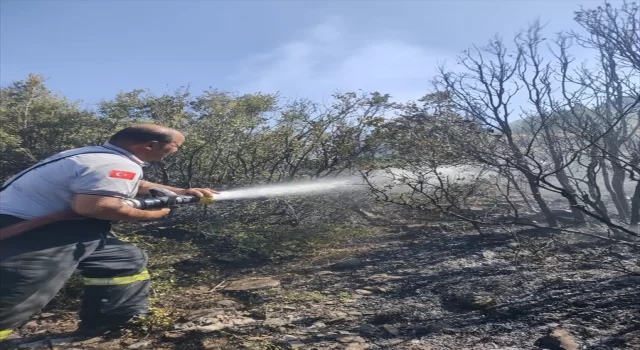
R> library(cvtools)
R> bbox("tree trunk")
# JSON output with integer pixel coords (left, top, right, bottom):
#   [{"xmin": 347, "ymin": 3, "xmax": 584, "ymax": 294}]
[
  {"xmin": 542, "ymin": 130, "xmax": 586, "ymax": 223},
  {"xmin": 630, "ymin": 180, "xmax": 640, "ymax": 226},
  {"xmin": 601, "ymin": 150, "xmax": 628, "ymax": 222},
  {"xmin": 507, "ymin": 134, "xmax": 558, "ymax": 227},
  {"xmin": 505, "ymin": 171, "xmax": 536, "ymax": 212},
  {"xmin": 610, "ymin": 156, "xmax": 630, "ymax": 221},
  {"xmin": 586, "ymin": 147, "xmax": 609, "ymax": 218},
  {"xmin": 524, "ymin": 172, "xmax": 558, "ymax": 227}
]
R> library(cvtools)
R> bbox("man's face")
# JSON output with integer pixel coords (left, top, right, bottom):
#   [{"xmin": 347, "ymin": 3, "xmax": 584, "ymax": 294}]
[
  {"xmin": 155, "ymin": 133, "xmax": 185, "ymax": 161},
  {"xmin": 143, "ymin": 132, "xmax": 185, "ymax": 162}
]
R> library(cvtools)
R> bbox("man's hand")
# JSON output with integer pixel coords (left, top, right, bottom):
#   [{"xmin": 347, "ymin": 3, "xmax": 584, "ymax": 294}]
[{"xmin": 178, "ymin": 188, "xmax": 219, "ymax": 197}]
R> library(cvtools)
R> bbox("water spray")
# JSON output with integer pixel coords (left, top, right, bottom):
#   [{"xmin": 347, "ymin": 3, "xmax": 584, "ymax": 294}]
[
  {"xmin": 0, "ymin": 179, "xmax": 362, "ymax": 241},
  {"xmin": 122, "ymin": 179, "xmax": 361, "ymax": 210}
]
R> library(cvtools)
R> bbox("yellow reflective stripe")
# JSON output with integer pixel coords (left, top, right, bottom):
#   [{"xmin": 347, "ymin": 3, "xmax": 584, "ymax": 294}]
[
  {"xmin": 83, "ymin": 270, "xmax": 150, "ymax": 286},
  {"xmin": 0, "ymin": 329, "xmax": 13, "ymax": 340}
]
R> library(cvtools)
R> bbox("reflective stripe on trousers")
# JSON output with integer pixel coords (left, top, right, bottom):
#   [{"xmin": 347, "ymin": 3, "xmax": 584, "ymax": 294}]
[
  {"xmin": 0, "ymin": 329, "xmax": 12, "ymax": 340},
  {"xmin": 83, "ymin": 270, "xmax": 150, "ymax": 286}
]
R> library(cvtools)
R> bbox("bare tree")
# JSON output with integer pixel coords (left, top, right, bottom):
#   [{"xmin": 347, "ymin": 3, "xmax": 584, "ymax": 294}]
[{"xmin": 516, "ymin": 20, "xmax": 586, "ymax": 224}]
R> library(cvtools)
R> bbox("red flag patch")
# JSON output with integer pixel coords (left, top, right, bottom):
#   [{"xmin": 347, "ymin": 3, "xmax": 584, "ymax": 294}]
[{"xmin": 109, "ymin": 170, "xmax": 137, "ymax": 180}]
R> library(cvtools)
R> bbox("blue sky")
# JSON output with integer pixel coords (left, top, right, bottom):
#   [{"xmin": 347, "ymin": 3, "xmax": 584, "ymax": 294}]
[{"xmin": 0, "ymin": 0, "xmax": 624, "ymax": 109}]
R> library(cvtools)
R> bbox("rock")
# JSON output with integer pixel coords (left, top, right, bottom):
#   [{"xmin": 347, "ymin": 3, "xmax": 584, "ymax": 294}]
[
  {"xmin": 196, "ymin": 323, "xmax": 226, "ymax": 332},
  {"xmin": 450, "ymin": 293, "xmax": 495, "ymax": 310},
  {"xmin": 248, "ymin": 308, "xmax": 267, "ymax": 320},
  {"xmin": 282, "ymin": 334, "xmax": 298, "ymax": 341},
  {"xmin": 48, "ymin": 337, "xmax": 77, "ymax": 346},
  {"xmin": 368, "ymin": 274, "xmax": 403, "ymax": 282},
  {"xmin": 128, "ymin": 340, "xmax": 153, "ymax": 349},
  {"xmin": 330, "ymin": 258, "xmax": 363, "ymax": 270},
  {"xmin": 382, "ymin": 325, "xmax": 400, "ymax": 336},
  {"xmin": 326, "ymin": 317, "xmax": 347, "ymax": 325},
  {"xmin": 348, "ymin": 311, "xmax": 363, "ymax": 316},
  {"xmin": 216, "ymin": 299, "xmax": 237, "ymax": 307},
  {"xmin": 199, "ymin": 317, "xmax": 221, "ymax": 325},
  {"xmin": 187, "ymin": 308, "xmax": 226, "ymax": 321},
  {"xmin": 355, "ymin": 289, "xmax": 373, "ymax": 296},
  {"xmin": 346, "ymin": 344, "xmax": 370, "ymax": 350},
  {"xmin": 481, "ymin": 250, "xmax": 496, "ymax": 259},
  {"xmin": 39, "ymin": 312, "xmax": 55, "ymax": 318},
  {"xmin": 232, "ymin": 318, "xmax": 256, "ymax": 326},
  {"xmin": 223, "ymin": 277, "xmax": 280, "ymax": 291},
  {"xmin": 316, "ymin": 270, "xmax": 334, "ymax": 275},
  {"xmin": 337, "ymin": 335, "xmax": 367, "ymax": 343},
  {"xmin": 358, "ymin": 209, "xmax": 380, "ymax": 219},
  {"xmin": 289, "ymin": 341, "xmax": 305, "ymax": 348},
  {"xmin": 162, "ymin": 332, "xmax": 185, "ymax": 340},
  {"xmin": 79, "ymin": 337, "xmax": 104, "ymax": 344},
  {"xmin": 173, "ymin": 322, "xmax": 196, "ymax": 330},
  {"xmin": 265, "ymin": 318, "xmax": 289, "ymax": 326},
  {"xmin": 282, "ymin": 305, "xmax": 297, "ymax": 311},
  {"xmin": 357, "ymin": 323, "xmax": 379, "ymax": 334},
  {"xmin": 389, "ymin": 339, "xmax": 406, "ymax": 346},
  {"xmin": 23, "ymin": 320, "xmax": 39, "ymax": 328},
  {"xmin": 534, "ymin": 328, "xmax": 579, "ymax": 350},
  {"xmin": 282, "ymin": 335, "xmax": 305, "ymax": 348},
  {"xmin": 301, "ymin": 326, "xmax": 319, "ymax": 333},
  {"xmin": 363, "ymin": 286, "xmax": 387, "ymax": 294},
  {"xmin": 422, "ymin": 322, "xmax": 449, "ymax": 334}
]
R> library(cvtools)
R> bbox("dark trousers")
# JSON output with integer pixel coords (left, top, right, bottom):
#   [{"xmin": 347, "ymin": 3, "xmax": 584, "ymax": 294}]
[{"xmin": 0, "ymin": 215, "xmax": 150, "ymax": 340}]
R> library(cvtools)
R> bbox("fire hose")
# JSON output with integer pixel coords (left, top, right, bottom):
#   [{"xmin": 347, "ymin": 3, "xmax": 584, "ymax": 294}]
[{"xmin": 0, "ymin": 187, "xmax": 215, "ymax": 241}]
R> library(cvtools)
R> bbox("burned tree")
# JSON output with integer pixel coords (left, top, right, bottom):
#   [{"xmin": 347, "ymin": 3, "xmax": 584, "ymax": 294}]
[{"xmin": 361, "ymin": 0, "xmax": 640, "ymax": 242}]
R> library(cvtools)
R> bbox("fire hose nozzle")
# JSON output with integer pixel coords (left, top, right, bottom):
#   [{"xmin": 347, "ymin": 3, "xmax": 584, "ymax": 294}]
[
  {"xmin": 198, "ymin": 196, "xmax": 215, "ymax": 204},
  {"xmin": 121, "ymin": 187, "xmax": 215, "ymax": 210}
]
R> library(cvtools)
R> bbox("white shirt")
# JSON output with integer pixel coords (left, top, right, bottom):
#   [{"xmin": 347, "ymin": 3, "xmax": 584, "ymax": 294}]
[{"xmin": 0, "ymin": 143, "xmax": 145, "ymax": 219}]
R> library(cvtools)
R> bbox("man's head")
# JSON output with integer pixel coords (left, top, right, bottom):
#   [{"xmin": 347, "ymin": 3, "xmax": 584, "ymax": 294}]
[{"xmin": 108, "ymin": 124, "xmax": 185, "ymax": 162}]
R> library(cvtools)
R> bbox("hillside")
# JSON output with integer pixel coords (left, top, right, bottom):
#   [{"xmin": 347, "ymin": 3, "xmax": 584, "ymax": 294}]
[{"xmin": 2, "ymin": 206, "xmax": 639, "ymax": 350}]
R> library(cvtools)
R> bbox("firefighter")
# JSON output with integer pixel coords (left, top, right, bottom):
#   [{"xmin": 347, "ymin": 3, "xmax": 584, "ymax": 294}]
[{"xmin": 0, "ymin": 124, "xmax": 217, "ymax": 341}]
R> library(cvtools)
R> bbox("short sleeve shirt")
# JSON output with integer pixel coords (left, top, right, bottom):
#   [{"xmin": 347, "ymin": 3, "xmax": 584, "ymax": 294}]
[{"xmin": 0, "ymin": 143, "xmax": 145, "ymax": 219}]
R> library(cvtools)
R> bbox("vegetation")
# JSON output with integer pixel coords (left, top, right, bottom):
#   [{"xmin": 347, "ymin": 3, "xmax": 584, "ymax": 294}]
[
  {"xmin": 1, "ymin": 2, "xmax": 638, "ymax": 252},
  {"xmin": 1, "ymin": 2, "xmax": 638, "ymax": 256},
  {"xmin": 362, "ymin": 1, "xmax": 640, "ymax": 243},
  {"xmin": 2, "ymin": 1, "xmax": 639, "ymax": 348}
]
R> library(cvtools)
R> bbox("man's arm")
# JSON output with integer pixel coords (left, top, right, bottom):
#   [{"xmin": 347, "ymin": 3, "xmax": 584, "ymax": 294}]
[
  {"xmin": 69, "ymin": 161, "xmax": 172, "ymax": 220},
  {"xmin": 72, "ymin": 194, "xmax": 170, "ymax": 221},
  {"xmin": 0, "ymin": 195, "xmax": 170, "ymax": 241},
  {"xmin": 138, "ymin": 180, "xmax": 218, "ymax": 197}
]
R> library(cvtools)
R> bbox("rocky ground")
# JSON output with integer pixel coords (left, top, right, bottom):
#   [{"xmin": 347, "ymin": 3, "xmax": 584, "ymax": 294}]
[{"xmin": 2, "ymin": 222, "xmax": 639, "ymax": 350}]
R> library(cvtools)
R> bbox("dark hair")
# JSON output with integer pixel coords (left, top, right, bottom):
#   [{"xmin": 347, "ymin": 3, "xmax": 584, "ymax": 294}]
[{"xmin": 108, "ymin": 126, "xmax": 174, "ymax": 145}]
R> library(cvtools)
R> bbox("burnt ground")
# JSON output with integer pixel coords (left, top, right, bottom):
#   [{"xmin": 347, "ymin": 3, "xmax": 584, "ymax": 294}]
[{"xmin": 2, "ymin": 223, "xmax": 639, "ymax": 350}]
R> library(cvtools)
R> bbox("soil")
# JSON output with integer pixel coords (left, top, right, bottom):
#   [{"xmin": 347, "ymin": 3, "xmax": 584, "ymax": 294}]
[{"xmin": 2, "ymin": 223, "xmax": 639, "ymax": 350}]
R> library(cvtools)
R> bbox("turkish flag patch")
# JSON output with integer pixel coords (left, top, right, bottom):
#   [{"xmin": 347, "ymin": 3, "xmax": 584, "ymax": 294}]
[{"xmin": 109, "ymin": 170, "xmax": 137, "ymax": 180}]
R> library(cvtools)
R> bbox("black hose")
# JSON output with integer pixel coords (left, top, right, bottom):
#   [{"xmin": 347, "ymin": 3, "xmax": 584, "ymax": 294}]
[{"xmin": 122, "ymin": 195, "xmax": 213, "ymax": 209}]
